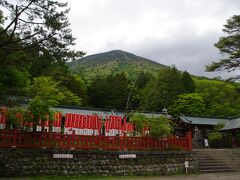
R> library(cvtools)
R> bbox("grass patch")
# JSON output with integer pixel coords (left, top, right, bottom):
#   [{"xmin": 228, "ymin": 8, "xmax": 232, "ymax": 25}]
[{"xmin": 3, "ymin": 175, "xmax": 139, "ymax": 180}]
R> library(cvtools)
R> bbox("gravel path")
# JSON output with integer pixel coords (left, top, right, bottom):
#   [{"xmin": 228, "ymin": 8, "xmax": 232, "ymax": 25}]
[{"xmin": 115, "ymin": 172, "xmax": 240, "ymax": 180}]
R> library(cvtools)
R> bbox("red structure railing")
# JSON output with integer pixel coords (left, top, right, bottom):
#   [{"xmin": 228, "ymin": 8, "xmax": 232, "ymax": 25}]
[{"xmin": 0, "ymin": 130, "xmax": 192, "ymax": 151}]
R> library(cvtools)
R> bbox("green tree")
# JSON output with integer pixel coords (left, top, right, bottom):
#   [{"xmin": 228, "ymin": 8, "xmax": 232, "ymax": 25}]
[
  {"xmin": 194, "ymin": 78, "xmax": 240, "ymax": 117},
  {"xmin": 208, "ymin": 123, "xmax": 225, "ymax": 147},
  {"xmin": 140, "ymin": 66, "xmax": 184, "ymax": 111},
  {"xmin": 168, "ymin": 93, "xmax": 206, "ymax": 117},
  {"xmin": 0, "ymin": 0, "xmax": 84, "ymax": 60},
  {"xmin": 206, "ymin": 15, "xmax": 240, "ymax": 80},
  {"xmin": 0, "ymin": 67, "xmax": 30, "ymax": 95},
  {"xmin": 149, "ymin": 116, "xmax": 174, "ymax": 138},
  {"xmin": 135, "ymin": 71, "xmax": 153, "ymax": 89},
  {"xmin": 107, "ymin": 73, "xmax": 130, "ymax": 109},
  {"xmin": 88, "ymin": 77, "xmax": 109, "ymax": 108},
  {"xmin": 28, "ymin": 76, "xmax": 64, "ymax": 125},
  {"xmin": 129, "ymin": 113, "xmax": 173, "ymax": 138},
  {"xmin": 182, "ymin": 71, "xmax": 195, "ymax": 93},
  {"xmin": 89, "ymin": 73, "xmax": 130, "ymax": 109},
  {"xmin": 0, "ymin": 1, "xmax": 85, "ymax": 107},
  {"xmin": 60, "ymin": 88, "xmax": 82, "ymax": 106},
  {"xmin": 57, "ymin": 74, "xmax": 88, "ymax": 105},
  {"xmin": 129, "ymin": 113, "xmax": 149, "ymax": 136}
]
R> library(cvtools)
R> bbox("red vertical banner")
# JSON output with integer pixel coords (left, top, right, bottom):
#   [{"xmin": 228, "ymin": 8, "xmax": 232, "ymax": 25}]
[
  {"xmin": 130, "ymin": 123, "xmax": 134, "ymax": 131},
  {"xmin": 67, "ymin": 113, "xmax": 71, "ymax": 127},
  {"xmin": 71, "ymin": 114, "xmax": 76, "ymax": 134},
  {"xmin": 109, "ymin": 116, "xmax": 113, "ymax": 129},
  {"xmin": 64, "ymin": 113, "xmax": 72, "ymax": 134},
  {"xmin": 74, "ymin": 114, "xmax": 78, "ymax": 134},
  {"xmin": 52, "ymin": 112, "xmax": 58, "ymax": 133},
  {"xmin": 0, "ymin": 114, "xmax": 2, "ymax": 129},
  {"xmin": 116, "ymin": 116, "xmax": 119, "ymax": 129},
  {"xmin": 88, "ymin": 115, "xmax": 91, "ymax": 130},
  {"xmin": 80, "ymin": 115, "xmax": 84, "ymax": 135},
  {"xmin": 94, "ymin": 115, "xmax": 98, "ymax": 130},
  {"xmin": 44, "ymin": 120, "xmax": 49, "ymax": 127},
  {"xmin": 110, "ymin": 116, "xmax": 112, "ymax": 130},
  {"xmin": 77, "ymin": 114, "xmax": 81, "ymax": 129},
  {"xmin": 83, "ymin": 115, "xmax": 87, "ymax": 129},
  {"xmin": 118, "ymin": 116, "xmax": 122, "ymax": 130},
  {"xmin": 92, "ymin": 115, "xmax": 95, "ymax": 130},
  {"xmin": 71, "ymin": 113, "xmax": 75, "ymax": 128},
  {"xmin": 113, "ymin": 116, "xmax": 116, "ymax": 129},
  {"xmin": 89, "ymin": 115, "xmax": 92, "ymax": 130},
  {"xmin": 0, "ymin": 114, "xmax": 2, "ymax": 124},
  {"xmin": 0, "ymin": 112, "xmax": 6, "ymax": 130},
  {"xmin": 115, "ymin": 116, "xmax": 118, "ymax": 129},
  {"xmin": 75, "ymin": 114, "xmax": 79, "ymax": 128},
  {"xmin": 58, "ymin": 113, "xmax": 62, "ymax": 127},
  {"xmin": 80, "ymin": 115, "xmax": 84, "ymax": 129},
  {"xmin": 98, "ymin": 116, "xmax": 102, "ymax": 134},
  {"xmin": 54, "ymin": 112, "xmax": 62, "ymax": 127},
  {"xmin": 65, "ymin": 113, "xmax": 69, "ymax": 128},
  {"xmin": 119, "ymin": 116, "xmax": 123, "ymax": 135},
  {"xmin": 105, "ymin": 116, "xmax": 109, "ymax": 133},
  {"xmin": 43, "ymin": 114, "xmax": 49, "ymax": 132}
]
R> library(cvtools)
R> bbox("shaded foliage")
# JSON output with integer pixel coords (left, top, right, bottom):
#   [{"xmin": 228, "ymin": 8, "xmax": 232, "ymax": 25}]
[
  {"xmin": 182, "ymin": 71, "xmax": 195, "ymax": 93},
  {"xmin": 89, "ymin": 73, "xmax": 130, "ymax": 109},
  {"xmin": 140, "ymin": 66, "xmax": 184, "ymax": 111}
]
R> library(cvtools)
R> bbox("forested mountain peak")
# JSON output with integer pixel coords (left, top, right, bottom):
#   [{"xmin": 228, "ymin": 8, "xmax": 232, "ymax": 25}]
[
  {"xmin": 80, "ymin": 50, "xmax": 143, "ymax": 62},
  {"xmin": 68, "ymin": 50, "xmax": 166, "ymax": 79}
]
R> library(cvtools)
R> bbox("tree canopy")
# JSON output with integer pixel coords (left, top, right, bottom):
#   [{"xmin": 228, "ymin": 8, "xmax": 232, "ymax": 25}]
[
  {"xmin": 140, "ymin": 66, "xmax": 184, "ymax": 111},
  {"xmin": 182, "ymin": 71, "xmax": 195, "ymax": 93},
  {"xmin": 0, "ymin": 0, "xmax": 84, "ymax": 60},
  {"xmin": 206, "ymin": 15, "xmax": 240, "ymax": 80},
  {"xmin": 89, "ymin": 73, "xmax": 130, "ymax": 109},
  {"xmin": 168, "ymin": 93, "xmax": 206, "ymax": 117},
  {"xmin": 0, "ymin": 0, "xmax": 86, "ymax": 107}
]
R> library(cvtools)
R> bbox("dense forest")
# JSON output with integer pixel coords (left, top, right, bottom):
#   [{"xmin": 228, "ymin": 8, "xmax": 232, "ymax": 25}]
[{"xmin": 1, "ymin": 1, "xmax": 240, "ymax": 119}]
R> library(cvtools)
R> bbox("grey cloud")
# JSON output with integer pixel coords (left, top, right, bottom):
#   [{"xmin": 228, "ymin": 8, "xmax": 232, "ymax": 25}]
[
  {"xmin": 98, "ymin": 24, "xmax": 222, "ymax": 77},
  {"xmin": 67, "ymin": 0, "xmax": 240, "ymax": 78}
]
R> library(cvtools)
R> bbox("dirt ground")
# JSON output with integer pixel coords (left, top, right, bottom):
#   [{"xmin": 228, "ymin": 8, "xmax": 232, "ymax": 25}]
[
  {"xmin": 118, "ymin": 172, "xmax": 240, "ymax": 180},
  {"xmin": 1, "ymin": 172, "xmax": 240, "ymax": 180}
]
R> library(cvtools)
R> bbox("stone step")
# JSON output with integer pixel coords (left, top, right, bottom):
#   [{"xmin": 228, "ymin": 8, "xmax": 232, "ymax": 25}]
[
  {"xmin": 197, "ymin": 153, "xmax": 240, "ymax": 156},
  {"xmin": 195, "ymin": 151, "xmax": 240, "ymax": 155},
  {"xmin": 200, "ymin": 169, "xmax": 237, "ymax": 173},
  {"xmin": 196, "ymin": 149, "xmax": 240, "ymax": 173},
  {"xmin": 198, "ymin": 157, "xmax": 240, "ymax": 162},
  {"xmin": 199, "ymin": 165, "xmax": 231, "ymax": 170},
  {"xmin": 198, "ymin": 162, "xmax": 227, "ymax": 166}
]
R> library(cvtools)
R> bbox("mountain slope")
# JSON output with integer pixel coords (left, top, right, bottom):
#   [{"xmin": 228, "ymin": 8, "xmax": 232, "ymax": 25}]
[{"xmin": 69, "ymin": 50, "xmax": 166, "ymax": 80}]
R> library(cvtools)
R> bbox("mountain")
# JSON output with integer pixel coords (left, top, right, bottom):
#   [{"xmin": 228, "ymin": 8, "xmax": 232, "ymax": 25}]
[{"xmin": 68, "ymin": 50, "xmax": 166, "ymax": 80}]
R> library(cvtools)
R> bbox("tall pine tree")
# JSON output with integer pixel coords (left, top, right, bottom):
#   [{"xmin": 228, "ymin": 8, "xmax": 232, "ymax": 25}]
[{"xmin": 182, "ymin": 71, "xmax": 195, "ymax": 93}]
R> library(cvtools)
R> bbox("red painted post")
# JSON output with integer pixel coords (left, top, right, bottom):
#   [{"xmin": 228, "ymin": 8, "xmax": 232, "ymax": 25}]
[
  {"xmin": 1, "ymin": 129, "xmax": 6, "ymax": 147},
  {"xmin": 43, "ymin": 130, "xmax": 47, "ymax": 148},
  {"xmin": 72, "ymin": 130, "xmax": 75, "ymax": 149},
  {"xmin": 186, "ymin": 131, "xmax": 192, "ymax": 151},
  {"xmin": 12, "ymin": 129, "xmax": 17, "ymax": 148}
]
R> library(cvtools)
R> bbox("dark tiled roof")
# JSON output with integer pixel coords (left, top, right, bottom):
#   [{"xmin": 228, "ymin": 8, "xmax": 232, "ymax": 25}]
[
  {"xmin": 179, "ymin": 115, "xmax": 229, "ymax": 125},
  {"xmin": 51, "ymin": 106, "xmax": 166, "ymax": 119},
  {"xmin": 220, "ymin": 117, "xmax": 240, "ymax": 130},
  {"xmin": 52, "ymin": 107, "xmax": 125, "ymax": 117}
]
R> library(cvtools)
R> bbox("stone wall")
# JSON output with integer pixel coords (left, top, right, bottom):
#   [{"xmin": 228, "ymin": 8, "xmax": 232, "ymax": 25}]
[{"xmin": 0, "ymin": 148, "xmax": 198, "ymax": 177}]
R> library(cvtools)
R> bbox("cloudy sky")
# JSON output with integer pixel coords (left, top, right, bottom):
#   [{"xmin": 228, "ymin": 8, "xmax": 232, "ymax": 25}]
[{"xmin": 67, "ymin": 0, "xmax": 240, "ymax": 78}]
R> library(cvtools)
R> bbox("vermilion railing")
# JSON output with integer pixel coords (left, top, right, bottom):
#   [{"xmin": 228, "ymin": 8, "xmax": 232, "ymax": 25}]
[{"xmin": 0, "ymin": 130, "xmax": 192, "ymax": 151}]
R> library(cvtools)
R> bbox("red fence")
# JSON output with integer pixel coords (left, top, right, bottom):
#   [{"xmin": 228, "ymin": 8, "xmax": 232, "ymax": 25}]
[{"xmin": 0, "ymin": 130, "xmax": 192, "ymax": 151}]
